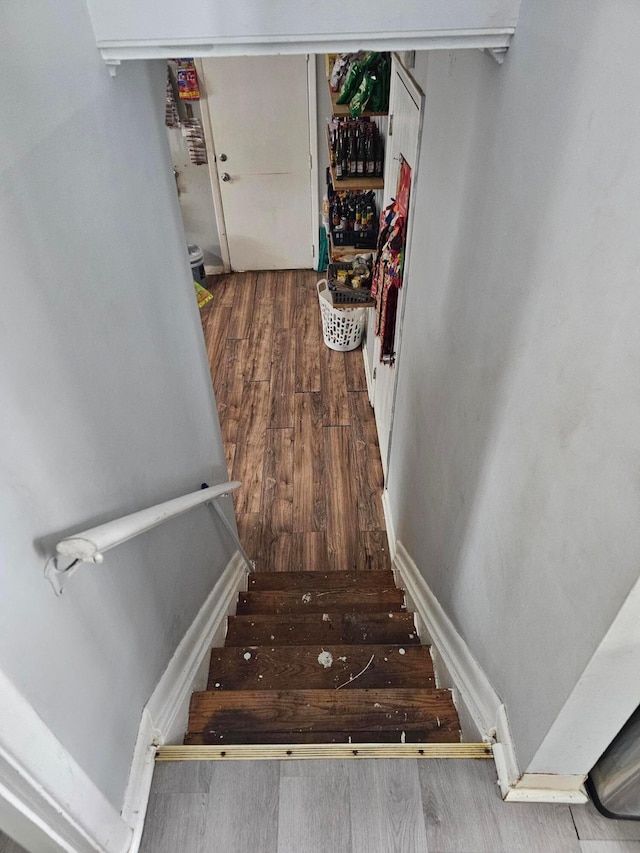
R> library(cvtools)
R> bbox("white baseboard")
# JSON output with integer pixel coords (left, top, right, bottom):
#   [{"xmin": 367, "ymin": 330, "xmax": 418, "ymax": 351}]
[
  {"xmin": 394, "ymin": 541, "xmax": 501, "ymax": 738},
  {"xmin": 362, "ymin": 338, "xmax": 375, "ymax": 406},
  {"xmin": 393, "ymin": 540, "xmax": 587, "ymax": 804},
  {"xmin": 381, "ymin": 490, "xmax": 396, "ymax": 562},
  {"xmin": 204, "ymin": 264, "xmax": 225, "ymax": 276},
  {"xmin": 504, "ymin": 774, "xmax": 588, "ymax": 803},
  {"xmin": 122, "ymin": 551, "xmax": 247, "ymax": 852}
]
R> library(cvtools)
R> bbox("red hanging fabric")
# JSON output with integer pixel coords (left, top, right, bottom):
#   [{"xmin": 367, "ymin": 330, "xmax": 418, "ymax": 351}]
[{"xmin": 371, "ymin": 156, "xmax": 412, "ymax": 360}]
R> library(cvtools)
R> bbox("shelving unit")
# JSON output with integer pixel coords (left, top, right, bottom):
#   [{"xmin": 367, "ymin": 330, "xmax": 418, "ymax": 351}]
[
  {"xmin": 324, "ymin": 56, "xmax": 389, "ymax": 271},
  {"xmin": 327, "ymin": 228, "xmax": 376, "ymax": 264},
  {"xmin": 328, "ymin": 87, "xmax": 388, "ymax": 119},
  {"xmin": 325, "ymin": 129, "xmax": 384, "ymax": 192}
]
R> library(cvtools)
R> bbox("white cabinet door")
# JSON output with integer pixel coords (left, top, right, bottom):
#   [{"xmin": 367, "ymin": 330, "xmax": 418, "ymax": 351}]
[
  {"xmin": 371, "ymin": 57, "xmax": 424, "ymax": 478},
  {"xmin": 201, "ymin": 55, "xmax": 313, "ymax": 271}
]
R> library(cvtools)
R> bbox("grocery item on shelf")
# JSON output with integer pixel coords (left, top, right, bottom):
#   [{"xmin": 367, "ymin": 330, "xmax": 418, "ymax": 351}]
[
  {"xmin": 326, "ymin": 184, "xmax": 378, "ymax": 251},
  {"xmin": 328, "ymin": 118, "xmax": 384, "ymax": 181},
  {"xmin": 330, "ymin": 52, "xmax": 390, "ymax": 117},
  {"xmin": 326, "ymin": 256, "xmax": 374, "ymax": 304}
]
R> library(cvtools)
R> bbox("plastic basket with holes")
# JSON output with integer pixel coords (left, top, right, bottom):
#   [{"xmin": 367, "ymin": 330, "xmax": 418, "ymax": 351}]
[{"xmin": 317, "ymin": 279, "xmax": 366, "ymax": 352}]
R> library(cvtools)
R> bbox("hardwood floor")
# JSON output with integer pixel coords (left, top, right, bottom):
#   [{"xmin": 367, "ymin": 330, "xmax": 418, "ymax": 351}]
[{"xmin": 201, "ymin": 271, "xmax": 389, "ymax": 573}]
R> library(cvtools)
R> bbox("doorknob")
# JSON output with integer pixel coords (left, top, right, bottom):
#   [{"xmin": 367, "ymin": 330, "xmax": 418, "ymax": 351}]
[
  {"xmin": 221, "ymin": 172, "xmax": 231, "ymax": 182},
  {"xmin": 219, "ymin": 153, "xmax": 228, "ymax": 162}
]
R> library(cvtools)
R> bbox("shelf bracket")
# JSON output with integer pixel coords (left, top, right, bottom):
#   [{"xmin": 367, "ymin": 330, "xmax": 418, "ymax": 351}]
[
  {"xmin": 483, "ymin": 47, "xmax": 508, "ymax": 65},
  {"xmin": 105, "ymin": 58, "xmax": 121, "ymax": 77}
]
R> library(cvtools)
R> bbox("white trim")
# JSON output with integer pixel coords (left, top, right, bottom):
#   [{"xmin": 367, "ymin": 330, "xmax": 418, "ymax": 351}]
[
  {"xmin": 362, "ymin": 334, "xmax": 375, "ymax": 406},
  {"xmin": 379, "ymin": 57, "xmax": 425, "ymax": 490},
  {"xmin": 381, "ymin": 489, "xmax": 396, "ymax": 562},
  {"xmin": 492, "ymin": 702, "xmax": 520, "ymax": 793},
  {"xmin": 120, "ymin": 710, "xmax": 157, "ymax": 853},
  {"xmin": 307, "ymin": 55, "xmax": 319, "ymax": 270},
  {"xmin": 122, "ymin": 551, "xmax": 247, "ymax": 852},
  {"xmin": 394, "ymin": 541, "xmax": 500, "ymax": 737},
  {"xmin": 204, "ymin": 264, "xmax": 225, "ymax": 276},
  {"xmin": 392, "ymin": 540, "xmax": 587, "ymax": 803},
  {"xmin": 99, "ymin": 30, "xmax": 514, "ymax": 64},
  {"xmin": 195, "ymin": 59, "xmax": 232, "ymax": 273},
  {"xmin": 0, "ymin": 671, "xmax": 132, "ymax": 853},
  {"xmin": 504, "ymin": 773, "xmax": 587, "ymax": 803}
]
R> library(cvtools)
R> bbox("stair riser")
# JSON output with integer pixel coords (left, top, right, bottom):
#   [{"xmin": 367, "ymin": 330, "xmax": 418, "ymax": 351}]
[
  {"xmin": 226, "ymin": 613, "xmax": 419, "ymax": 647},
  {"xmin": 247, "ymin": 571, "xmax": 395, "ymax": 591},
  {"xmin": 185, "ymin": 728, "xmax": 460, "ymax": 745},
  {"xmin": 236, "ymin": 588, "xmax": 405, "ymax": 615}
]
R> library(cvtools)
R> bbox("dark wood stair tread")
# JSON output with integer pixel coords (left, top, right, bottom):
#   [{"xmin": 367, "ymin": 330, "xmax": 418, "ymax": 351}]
[
  {"xmin": 225, "ymin": 612, "xmax": 419, "ymax": 647},
  {"xmin": 248, "ymin": 570, "xmax": 396, "ymax": 591},
  {"xmin": 184, "ymin": 729, "xmax": 457, "ymax": 745},
  {"xmin": 207, "ymin": 644, "xmax": 434, "ymax": 691},
  {"xmin": 189, "ymin": 688, "xmax": 458, "ymax": 735},
  {"xmin": 236, "ymin": 588, "xmax": 405, "ymax": 615}
]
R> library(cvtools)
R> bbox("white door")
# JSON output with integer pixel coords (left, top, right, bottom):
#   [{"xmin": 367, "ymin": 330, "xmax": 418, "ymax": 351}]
[
  {"xmin": 201, "ymin": 55, "xmax": 314, "ymax": 271},
  {"xmin": 371, "ymin": 57, "xmax": 424, "ymax": 477}
]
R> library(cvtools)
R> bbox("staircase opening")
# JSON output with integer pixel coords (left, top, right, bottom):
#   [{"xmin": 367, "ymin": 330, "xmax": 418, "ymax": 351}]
[{"xmin": 182, "ymin": 269, "xmax": 465, "ymax": 749}]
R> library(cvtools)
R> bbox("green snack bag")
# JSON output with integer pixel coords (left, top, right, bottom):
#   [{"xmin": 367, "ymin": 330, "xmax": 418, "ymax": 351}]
[
  {"xmin": 337, "ymin": 58, "xmax": 363, "ymax": 104},
  {"xmin": 370, "ymin": 54, "xmax": 390, "ymax": 112},
  {"xmin": 350, "ymin": 73, "xmax": 376, "ymax": 118},
  {"xmin": 337, "ymin": 52, "xmax": 378, "ymax": 105}
]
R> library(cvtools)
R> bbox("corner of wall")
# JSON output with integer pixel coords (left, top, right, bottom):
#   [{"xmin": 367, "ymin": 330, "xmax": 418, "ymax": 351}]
[{"xmin": 391, "ymin": 539, "xmax": 587, "ymax": 803}]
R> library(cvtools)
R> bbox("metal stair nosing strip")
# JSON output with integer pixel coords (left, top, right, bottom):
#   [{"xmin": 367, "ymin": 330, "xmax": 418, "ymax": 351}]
[{"xmin": 157, "ymin": 742, "xmax": 493, "ymax": 761}]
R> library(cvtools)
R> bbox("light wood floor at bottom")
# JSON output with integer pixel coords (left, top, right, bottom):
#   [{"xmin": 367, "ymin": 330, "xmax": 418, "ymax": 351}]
[{"xmin": 140, "ymin": 759, "xmax": 640, "ymax": 853}]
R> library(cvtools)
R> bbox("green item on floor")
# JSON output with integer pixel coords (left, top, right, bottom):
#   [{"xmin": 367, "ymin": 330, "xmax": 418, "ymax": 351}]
[{"xmin": 317, "ymin": 227, "xmax": 329, "ymax": 273}]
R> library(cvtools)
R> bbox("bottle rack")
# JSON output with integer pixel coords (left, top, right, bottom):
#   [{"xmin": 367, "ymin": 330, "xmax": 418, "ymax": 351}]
[{"xmin": 325, "ymin": 129, "xmax": 384, "ymax": 192}]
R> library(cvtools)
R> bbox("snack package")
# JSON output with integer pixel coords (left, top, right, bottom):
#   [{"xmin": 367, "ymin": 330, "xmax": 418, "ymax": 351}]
[
  {"xmin": 330, "ymin": 54, "xmax": 352, "ymax": 92},
  {"xmin": 336, "ymin": 57, "xmax": 363, "ymax": 105},
  {"xmin": 337, "ymin": 52, "xmax": 380, "ymax": 106},
  {"xmin": 349, "ymin": 73, "xmax": 376, "ymax": 117},
  {"xmin": 175, "ymin": 59, "xmax": 200, "ymax": 100},
  {"xmin": 371, "ymin": 54, "xmax": 390, "ymax": 112}
]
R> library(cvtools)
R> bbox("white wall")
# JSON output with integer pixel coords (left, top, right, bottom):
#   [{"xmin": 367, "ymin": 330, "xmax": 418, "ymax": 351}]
[
  {"xmin": 388, "ymin": 1, "xmax": 640, "ymax": 774},
  {"xmin": 0, "ymin": 0, "xmax": 233, "ymax": 811}
]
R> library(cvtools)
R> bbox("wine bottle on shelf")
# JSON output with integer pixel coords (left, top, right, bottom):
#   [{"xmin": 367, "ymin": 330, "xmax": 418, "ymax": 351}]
[
  {"xmin": 332, "ymin": 198, "xmax": 341, "ymax": 229},
  {"xmin": 348, "ymin": 130, "xmax": 357, "ymax": 178},
  {"xmin": 335, "ymin": 130, "xmax": 344, "ymax": 179},
  {"xmin": 357, "ymin": 129, "xmax": 365, "ymax": 176},
  {"xmin": 365, "ymin": 127, "xmax": 376, "ymax": 176},
  {"xmin": 375, "ymin": 134, "xmax": 384, "ymax": 178},
  {"xmin": 354, "ymin": 198, "xmax": 362, "ymax": 232},
  {"xmin": 339, "ymin": 131, "xmax": 348, "ymax": 180}
]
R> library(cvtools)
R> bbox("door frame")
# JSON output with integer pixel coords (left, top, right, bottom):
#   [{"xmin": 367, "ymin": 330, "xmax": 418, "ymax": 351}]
[
  {"xmin": 196, "ymin": 58, "xmax": 231, "ymax": 273},
  {"xmin": 196, "ymin": 55, "xmax": 318, "ymax": 273},
  {"xmin": 366, "ymin": 55, "xmax": 425, "ymax": 485}
]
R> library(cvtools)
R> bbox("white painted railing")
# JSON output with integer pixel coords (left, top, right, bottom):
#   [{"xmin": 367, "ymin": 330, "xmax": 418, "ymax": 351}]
[{"xmin": 45, "ymin": 481, "xmax": 250, "ymax": 595}]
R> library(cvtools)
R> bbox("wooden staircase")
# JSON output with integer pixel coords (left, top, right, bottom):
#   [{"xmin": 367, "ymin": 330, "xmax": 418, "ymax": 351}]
[{"xmin": 185, "ymin": 570, "xmax": 461, "ymax": 746}]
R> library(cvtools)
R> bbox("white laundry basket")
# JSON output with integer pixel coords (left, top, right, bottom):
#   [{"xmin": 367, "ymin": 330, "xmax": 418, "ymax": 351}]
[{"xmin": 317, "ymin": 279, "xmax": 366, "ymax": 352}]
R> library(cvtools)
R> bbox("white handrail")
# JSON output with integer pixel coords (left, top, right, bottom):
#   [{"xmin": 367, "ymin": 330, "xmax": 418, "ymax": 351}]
[{"xmin": 45, "ymin": 481, "xmax": 243, "ymax": 595}]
